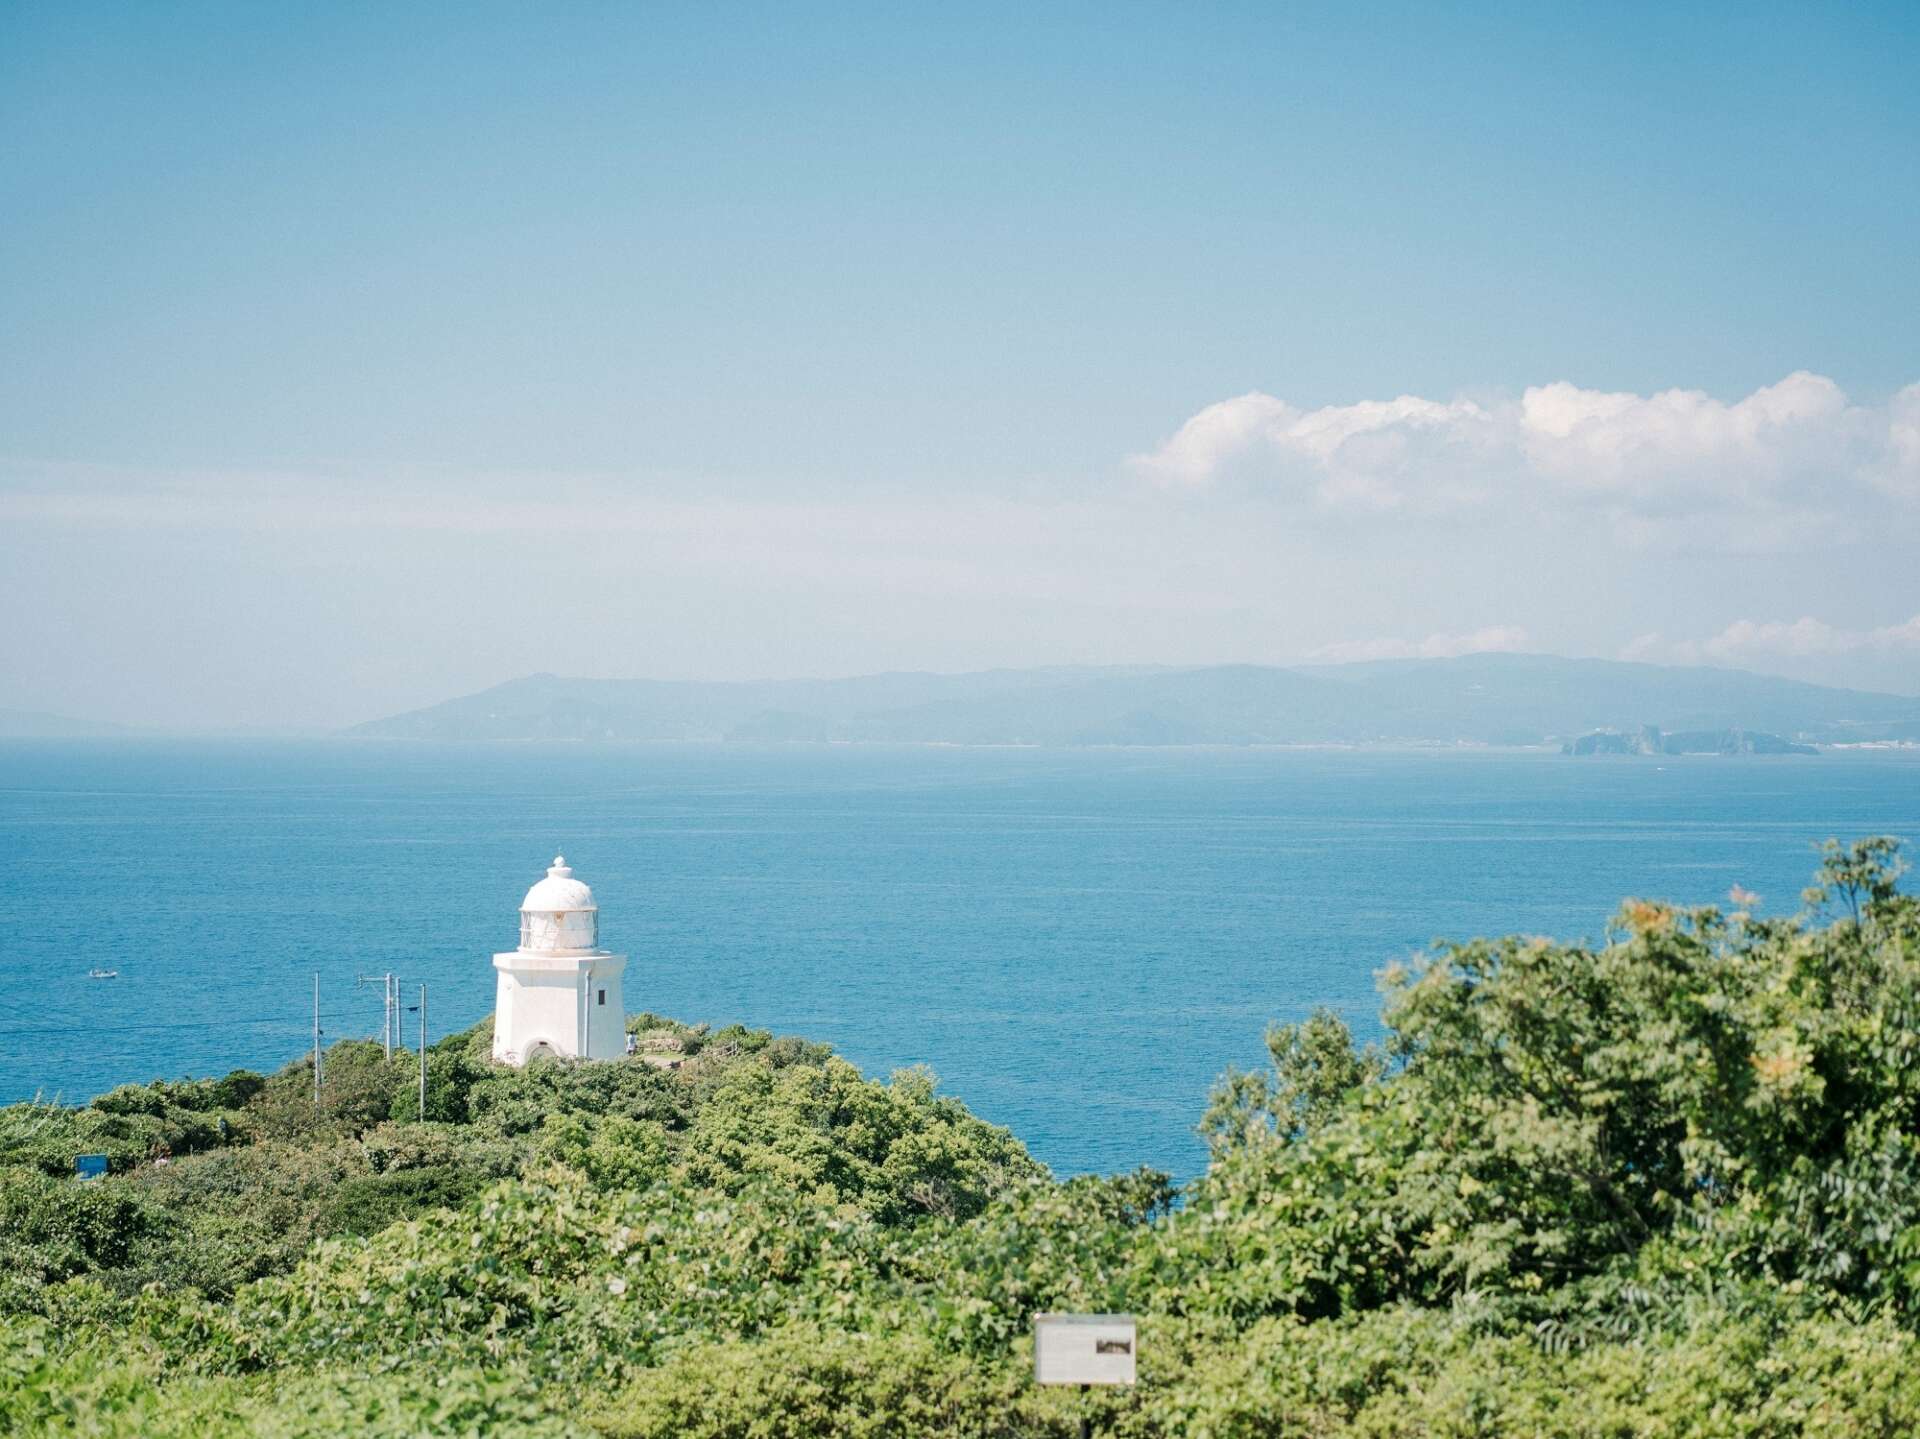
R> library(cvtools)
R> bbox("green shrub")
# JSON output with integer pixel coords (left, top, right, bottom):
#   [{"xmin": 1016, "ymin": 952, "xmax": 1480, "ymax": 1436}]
[
  {"xmin": 593, "ymin": 1324, "xmax": 1050, "ymax": 1439},
  {"xmin": 680, "ymin": 1058, "xmax": 1044, "ymax": 1222},
  {"xmin": 5, "ymin": 840, "xmax": 1919, "ymax": 1436},
  {"xmin": 0, "ymin": 1314, "xmax": 589, "ymax": 1438},
  {"xmin": 0, "ymin": 1165, "xmax": 154, "ymax": 1287}
]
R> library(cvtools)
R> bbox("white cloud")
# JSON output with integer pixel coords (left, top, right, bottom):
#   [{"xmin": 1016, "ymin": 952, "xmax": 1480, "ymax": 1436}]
[
  {"xmin": 1623, "ymin": 614, "xmax": 1920, "ymax": 667},
  {"xmin": 1305, "ymin": 625, "xmax": 1531, "ymax": 664},
  {"xmin": 0, "ymin": 463, "xmax": 1260, "ymax": 612},
  {"xmin": 1130, "ymin": 391, "xmax": 1506, "ymax": 512},
  {"xmin": 1132, "ymin": 372, "xmax": 1920, "ymax": 539},
  {"xmin": 1878, "ymin": 383, "xmax": 1920, "ymax": 501}
]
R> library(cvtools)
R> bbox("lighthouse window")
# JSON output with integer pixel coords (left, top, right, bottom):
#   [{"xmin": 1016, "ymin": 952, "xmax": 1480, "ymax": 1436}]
[{"xmin": 597, "ymin": 989, "xmax": 606, "ymax": 1006}]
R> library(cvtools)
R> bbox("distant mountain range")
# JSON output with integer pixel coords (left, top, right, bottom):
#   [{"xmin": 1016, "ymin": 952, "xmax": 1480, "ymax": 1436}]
[
  {"xmin": 345, "ymin": 655, "xmax": 1920, "ymax": 747},
  {"xmin": 0, "ymin": 707, "xmax": 129, "ymax": 739}
]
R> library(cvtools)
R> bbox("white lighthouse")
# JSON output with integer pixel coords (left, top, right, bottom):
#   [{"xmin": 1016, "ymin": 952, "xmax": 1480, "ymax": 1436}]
[{"xmin": 492, "ymin": 856, "xmax": 627, "ymax": 1066}]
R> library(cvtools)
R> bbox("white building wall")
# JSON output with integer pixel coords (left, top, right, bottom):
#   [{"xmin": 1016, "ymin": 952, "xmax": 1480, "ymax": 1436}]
[{"xmin": 492, "ymin": 951, "xmax": 626, "ymax": 1064}]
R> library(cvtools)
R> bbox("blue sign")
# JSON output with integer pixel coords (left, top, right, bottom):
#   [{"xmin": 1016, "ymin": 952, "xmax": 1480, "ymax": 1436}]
[{"xmin": 74, "ymin": 1154, "xmax": 109, "ymax": 1181}]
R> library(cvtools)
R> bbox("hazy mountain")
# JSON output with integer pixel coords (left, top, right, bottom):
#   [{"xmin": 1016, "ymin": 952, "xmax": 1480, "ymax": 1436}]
[
  {"xmin": 347, "ymin": 667, "xmax": 1173, "ymax": 742},
  {"xmin": 1290, "ymin": 653, "xmax": 1920, "ymax": 745},
  {"xmin": 820, "ymin": 665, "xmax": 1394, "ymax": 745},
  {"xmin": 346, "ymin": 655, "xmax": 1920, "ymax": 747},
  {"xmin": 0, "ymin": 707, "xmax": 130, "ymax": 739}
]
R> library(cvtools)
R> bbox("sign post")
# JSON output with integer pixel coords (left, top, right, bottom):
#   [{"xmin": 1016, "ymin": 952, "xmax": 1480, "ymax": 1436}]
[
  {"xmin": 1034, "ymin": 1313, "xmax": 1136, "ymax": 1438},
  {"xmin": 74, "ymin": 1154, "xmax": 108, "ymax": 1181}
]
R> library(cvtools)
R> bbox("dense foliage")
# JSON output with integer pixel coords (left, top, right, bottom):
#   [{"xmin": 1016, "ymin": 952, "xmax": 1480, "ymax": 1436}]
[{"xmin": 5, "ymin": 841, "xmax": 1920, "ymax": 1435}]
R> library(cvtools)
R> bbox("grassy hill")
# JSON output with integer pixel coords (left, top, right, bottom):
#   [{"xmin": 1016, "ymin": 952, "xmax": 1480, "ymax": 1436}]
[
  {"xmin": 347, "ymin": 656, "xmax": 1920, "ymax": 746},
  {"xmin": 6, "ymin": 839, "xmax": 1920, "ymax": 1436}
]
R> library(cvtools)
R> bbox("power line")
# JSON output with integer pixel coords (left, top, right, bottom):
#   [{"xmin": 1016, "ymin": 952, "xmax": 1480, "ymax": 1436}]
[{"xmin": 0, "ymin": 1018, "xmax": 310, "ymax": 1037}]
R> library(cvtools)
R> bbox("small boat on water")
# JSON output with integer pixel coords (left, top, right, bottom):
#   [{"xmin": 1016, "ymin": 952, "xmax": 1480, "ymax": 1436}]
[{"xmin": 87, "ymin": 968, "xmax": 119, "ymax": 979}]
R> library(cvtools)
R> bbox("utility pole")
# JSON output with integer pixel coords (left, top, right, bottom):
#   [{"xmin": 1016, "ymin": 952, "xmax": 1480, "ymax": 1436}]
[
  {"xmin": 417, "ymin": 984, "xmax": 427, "ymax": 1120},
  {"xmin": 356, "ymin": 972, "xmax": 396, "ymax": 1059},
  {"xmin": 312, "ymin": 973, "xmax": 322, "ymax": 1109}
]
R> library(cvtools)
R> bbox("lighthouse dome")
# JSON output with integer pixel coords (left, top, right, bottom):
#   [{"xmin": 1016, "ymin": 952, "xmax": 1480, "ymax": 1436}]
[{"xmin": 518, "ymin": 855, "xmax": 599, "ymax": 953}]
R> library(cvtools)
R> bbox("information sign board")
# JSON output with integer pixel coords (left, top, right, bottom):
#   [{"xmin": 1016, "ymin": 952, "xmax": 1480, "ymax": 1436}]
[
  {"xmin": 1033, "ymin": 1313, "xmax": 1137, "ymax": 1386},
  {"xmin": 74, "ymin": 1154, "xmax": 109, "ymax": 1181}
]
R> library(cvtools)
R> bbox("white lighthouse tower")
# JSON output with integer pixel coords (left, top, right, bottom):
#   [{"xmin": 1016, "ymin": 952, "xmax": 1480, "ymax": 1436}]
[{"xmin": 492, "ymin": 856, "xmax": 627, "ymax": 1066}]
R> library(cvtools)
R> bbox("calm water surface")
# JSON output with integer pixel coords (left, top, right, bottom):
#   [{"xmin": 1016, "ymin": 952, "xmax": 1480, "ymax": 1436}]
[{"xmin": 4, "ymin": 741, "xmax": 1918, "ymax": 1180}]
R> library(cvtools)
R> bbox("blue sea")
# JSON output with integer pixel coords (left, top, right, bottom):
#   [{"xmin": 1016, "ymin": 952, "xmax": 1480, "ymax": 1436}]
[{"xmin": 4, "ymin": 741, "xmax": 1918, "ymax": 1181}]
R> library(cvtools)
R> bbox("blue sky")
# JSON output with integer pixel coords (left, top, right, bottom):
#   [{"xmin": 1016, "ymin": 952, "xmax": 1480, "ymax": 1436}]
[{"xmin": 2, "ymin": 2, "xmax": 1918, "ymax": 727}]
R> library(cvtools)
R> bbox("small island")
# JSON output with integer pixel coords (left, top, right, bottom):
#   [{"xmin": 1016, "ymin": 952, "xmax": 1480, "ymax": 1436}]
[{"xmin": 1564, "ymin": 724, "xmax": 1819, "ymax": 756}]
